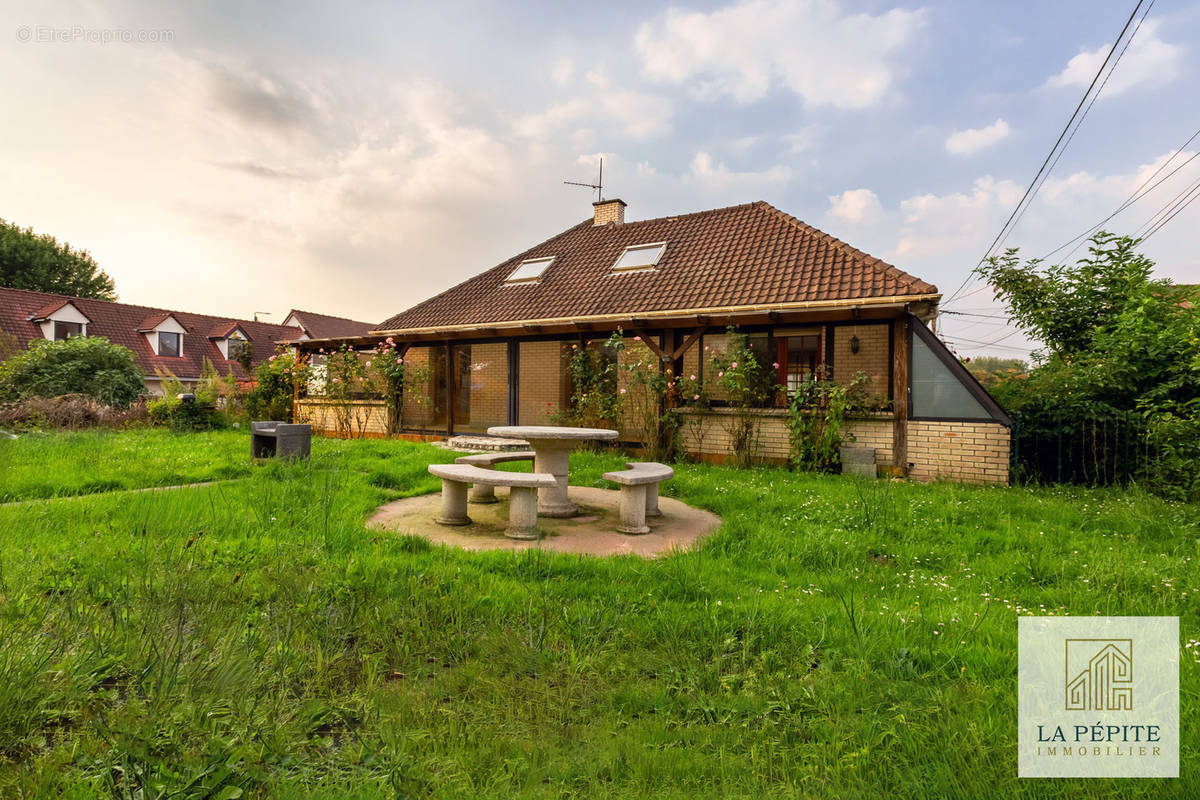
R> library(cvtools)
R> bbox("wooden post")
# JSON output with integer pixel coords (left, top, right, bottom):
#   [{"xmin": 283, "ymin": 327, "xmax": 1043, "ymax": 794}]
[
  {"xmin": 892, "ymin": 315, "xmax": 909, "ymax": 473},
  {"xmin": 445, "ymin": 342, "xmax": 454, "ymax": 436}
]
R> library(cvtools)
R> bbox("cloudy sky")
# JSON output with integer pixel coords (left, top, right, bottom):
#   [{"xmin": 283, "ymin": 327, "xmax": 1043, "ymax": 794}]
[{"xmin": 3, "ymin": 0, "xmax": 1198, "ymax": 357}]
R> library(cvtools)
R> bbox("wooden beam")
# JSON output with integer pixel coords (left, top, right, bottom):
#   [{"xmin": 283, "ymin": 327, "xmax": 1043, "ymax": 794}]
[
  {"xmin": 632, "ymin": 328, "xmax": 670, "ymax": 362},
  {"xmin": 521, "ymin": 324, "xmax": 543, "ymax": 333},
  {"xmin": 891, "ymin": 316, "xmax": 908, "ymax": 473},
  {"xmin": 670, "ymin": 326, "xmax": 706, "ymax": 361}
]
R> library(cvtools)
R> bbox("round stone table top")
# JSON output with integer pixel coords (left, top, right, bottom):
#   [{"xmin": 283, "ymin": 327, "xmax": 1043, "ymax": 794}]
[{"xmin": 487, "ymin": 425, "xmax": 619, "ymax": 442}]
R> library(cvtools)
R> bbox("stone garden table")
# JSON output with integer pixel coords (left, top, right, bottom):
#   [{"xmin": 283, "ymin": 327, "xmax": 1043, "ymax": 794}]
[{"xmin": 487, "ymin": 425, "xmax": 619, "ymax": 517}]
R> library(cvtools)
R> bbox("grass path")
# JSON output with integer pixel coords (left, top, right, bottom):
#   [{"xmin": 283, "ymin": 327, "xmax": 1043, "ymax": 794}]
[{"xmin": 0, "ymin": 430, "xmax": 1196, "ymax": 798}]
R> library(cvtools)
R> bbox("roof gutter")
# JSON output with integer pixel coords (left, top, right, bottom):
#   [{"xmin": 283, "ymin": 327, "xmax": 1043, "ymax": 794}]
[{"xmin": 362, "ymin": 293, "xmax": 942, "ymax": 340}]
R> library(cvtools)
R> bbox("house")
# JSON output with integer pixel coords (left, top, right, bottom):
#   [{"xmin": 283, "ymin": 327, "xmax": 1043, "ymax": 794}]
[
  {"xmin": 281, "ymin": 309, "xmax": 375, "ymax": 340},
  {"xmin": 0, "ymin": 286, "xmax": 307, "ymax": 395},
  {"xmin": 292, "ymin": 199, "xmax": 1012, "ymax": 484}
]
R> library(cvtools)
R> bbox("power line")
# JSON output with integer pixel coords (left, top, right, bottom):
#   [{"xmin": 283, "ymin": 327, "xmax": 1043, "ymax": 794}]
[
  {"xmin": 1135, "ymin": 172, "xmax": 1200, "ymax": 238},
  {"xmin": 1042, "ymin": 124, "xmax": 1200, "ymax": 261},
  {"xmin": 943, "ymin": 0, "xmax": 1149, "ymax": 307},
  {"xmin": 1141, "ymin": 178, "xmax": 1200, "ymax": 241}
]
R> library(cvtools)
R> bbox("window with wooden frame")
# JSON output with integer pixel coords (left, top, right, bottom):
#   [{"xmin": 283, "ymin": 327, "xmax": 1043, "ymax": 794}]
[{"xmin": 774, "ymin": 331, "xmax": 822, "ymax": 395}]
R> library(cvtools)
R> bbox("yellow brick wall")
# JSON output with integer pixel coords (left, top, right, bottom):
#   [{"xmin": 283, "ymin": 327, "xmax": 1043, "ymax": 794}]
[
  {"xmin": 518, "ymin": 340, "xmax": 567, "ymax": 425},
  {"xmin": 295, "ymin": 399, "xmax": 388, "ymax": 437},
  {"xmin": 677, "ymin": 409, "xmax": 895, "ymax": 465},
  {"xmin": 454, "ymin": 342, "xmax": 508, "ymax": 434},
  {"xmin": 833, "ymin": 324, "xmax": 890, "ymax": 400},
  {"xmin": 907, "ymin": 420, "xmax": 1010, "ymax": 484}
]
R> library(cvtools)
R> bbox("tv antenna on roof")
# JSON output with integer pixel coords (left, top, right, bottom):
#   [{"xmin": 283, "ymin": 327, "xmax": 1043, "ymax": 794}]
[
  {"xmin": 253, "ymin": 311, "xmax": 271, "ymax": 322},
  {"xmin": 563, "ymin": 156, "xmax": 604, "ymax": 202}
]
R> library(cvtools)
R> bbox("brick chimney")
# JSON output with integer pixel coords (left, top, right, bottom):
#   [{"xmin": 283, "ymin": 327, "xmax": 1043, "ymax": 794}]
[{"xmin": 592, "ymin": 198, "xmax": 626, "ymax": 226}]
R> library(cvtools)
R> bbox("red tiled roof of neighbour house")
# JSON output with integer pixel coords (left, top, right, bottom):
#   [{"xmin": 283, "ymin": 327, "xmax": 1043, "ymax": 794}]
[
  {"xmin": 376, "ymin": 201, "xmax": 939, "ymax": 333},
  {"xmin": 135, "ymin": 311, "xmax": 181, "ymax": 332},
  {"xmin": 29, "ymin": 299, "xmax": 78, "ymax": 321},
  {"xmin": 0, "ymin": 286, "xmax": 303, "ymax": 381},
  {"xmin": 284, "ymin": 309, "xmax": 376, "ymax": 339}
]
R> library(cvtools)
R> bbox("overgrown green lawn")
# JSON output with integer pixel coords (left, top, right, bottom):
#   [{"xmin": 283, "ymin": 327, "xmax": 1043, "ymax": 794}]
[{"xmin": 0, "ymin": 429, "xmax": 1197, "ymax": 798}]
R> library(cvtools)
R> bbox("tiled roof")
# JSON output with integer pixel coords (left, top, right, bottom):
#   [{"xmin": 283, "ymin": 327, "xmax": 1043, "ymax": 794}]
[
  {"xmin": 378, "ymin": 201, "xmax": 938, "ymax": 332},
  {"xmin": 135, "ymin": 312, "xmax": 181, "ymax": 332},
  {"xmin": 0, "ymin": 287, "xmax": 303, "ymax": 381},
  {"xmin": 285, "ymin": 309, "xmax": 375, "ymax": 339},
  {"xmin": 29, "ymin": 299, "xmax": 76, "ymax": 321}
]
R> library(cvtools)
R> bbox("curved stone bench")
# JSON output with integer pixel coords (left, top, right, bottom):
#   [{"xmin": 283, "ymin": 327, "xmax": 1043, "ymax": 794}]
[
  {"xmin": 428, "ymin": 463, "xmax": 556, "ymax": 540},
  {"xmin": 601, "ymin": 462, "xmax": 674, "ymax": 535},
  {"xmin": 454, "ymin": 451, "xmax": 535, "ymax": 504}
]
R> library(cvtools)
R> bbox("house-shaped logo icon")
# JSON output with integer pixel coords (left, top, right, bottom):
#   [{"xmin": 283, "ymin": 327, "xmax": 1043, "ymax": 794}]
[{"xmin": 1065, "ymin": 639, "xmax": 1132, "ymax": 711}]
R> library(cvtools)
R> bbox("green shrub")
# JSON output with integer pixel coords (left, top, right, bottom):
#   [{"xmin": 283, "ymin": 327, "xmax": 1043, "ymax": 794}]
[
  {"xmin": 247, "ymin": 347, "xmax": 309, "ymax": 423},
  {"xmin": 0, "ymin": 336, "xmax": 143, "ymax": 406},
  {"xmin": 147, "ymin": 393, "xmax": 226, "ymax": 432}
]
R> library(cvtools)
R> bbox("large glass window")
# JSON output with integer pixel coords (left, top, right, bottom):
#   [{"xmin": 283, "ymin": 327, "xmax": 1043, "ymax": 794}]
[
  {"xmin": 452, "ymin": 342, "xmax": 509, "ymax": 434},
  {"xmin": 910, "ymin": 334, "xmax": 992, "ymax": 419},
  {"xmin": 158, "ymin": 331, "xmax": 181, "ymax": 357},
  {"xmin": 53, "ymin": 321, "xmax": 83, "ymax": 340}
]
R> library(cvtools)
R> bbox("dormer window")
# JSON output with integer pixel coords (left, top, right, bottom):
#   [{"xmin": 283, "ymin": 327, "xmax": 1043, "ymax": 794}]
[
  {"xmin": 53, "ymin": 321, "xmax": 84, "ymax": 340},
  {"xmin": 30, "ymin": 300, "xmax": 91, "ymax": 340},
  {"xmin": 612, "ymin": 242, "xmax": 666, "ymax": 272},
  {"xmin": 505, "ymin": 256, "xmax": 554, "ymax": 285},
  {"xmin": 158, "ymin": 331, "xmax": 182, "ymax": 357}
]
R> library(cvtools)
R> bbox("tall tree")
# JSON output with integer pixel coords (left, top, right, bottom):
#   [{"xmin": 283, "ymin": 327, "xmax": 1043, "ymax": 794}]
[{"xmin": 0, "ymin": 219, "xmax": 116, "ymax": 300}]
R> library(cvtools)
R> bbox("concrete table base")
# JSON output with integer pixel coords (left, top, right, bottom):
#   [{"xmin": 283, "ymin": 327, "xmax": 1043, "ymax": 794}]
[
  {"xmin": 532, "ymin": 445, "xmax": 576, "ymax": 517},
  {"xmin": 486, "ymin": 426, "xmax": 620, "ymax": 518}
]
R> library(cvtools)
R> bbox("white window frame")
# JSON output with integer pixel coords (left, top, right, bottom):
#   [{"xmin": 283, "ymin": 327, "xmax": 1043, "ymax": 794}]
[
  {"xmin": 504, "ymin": 256, "xmax": 555, "ymax": 285},
  {"xmin": 611, "ymin": 242, "xmax": 667, "ymax": 273}
]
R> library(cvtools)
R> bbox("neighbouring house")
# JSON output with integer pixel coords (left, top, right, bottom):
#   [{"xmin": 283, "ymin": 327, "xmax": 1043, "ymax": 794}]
[
  {"xmin": 281, "ymin": 309, "xmax": 375, "ymax": 340},
  {"xmin": 0, "ymin": 286, "xmax": 310, "ymax": 395},
  {"xmin": 293, "ymin": 200, "xmax": 1013, "ymax": 484}
]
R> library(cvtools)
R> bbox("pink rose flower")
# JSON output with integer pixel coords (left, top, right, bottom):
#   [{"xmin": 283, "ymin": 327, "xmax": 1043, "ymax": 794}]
[
  {"xmin": 620, "ymin": 388, "xmax": 627, "ymax": 394},
  {"xmin": 634, "ymin": 336, "xmax": 641, "ymax": 341},
  {"xmin": 718, "ymin": 371, "xmax": 724, "ymax": 378},
  {"xmin": 332, "ymin": 377, "xmax": 340, "ymax": 383},
  {"xmin": 690, "ymin": 374, "xmax": 696, "ymax": 380},
  {"xmin": 365, "ymin": 360, "xmax": 372, "ymax": 367},
  {"xmin": 772, "ymin": 362, "xmax": 780, "ymax": 369},
  {"xmin": 693, "ymin": 394, "xmax": 700, "ymax": 400},
  {"xmin": 731, "ymin": 362, "xmax": 738, "ymax": 369}
]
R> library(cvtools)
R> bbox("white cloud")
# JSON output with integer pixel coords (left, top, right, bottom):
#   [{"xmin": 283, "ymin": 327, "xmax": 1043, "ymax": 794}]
[
  {"xmin": 1045, "ymin": 19, "xmax": 1182, "ymax": 96},
  {"xmin": 514, "ymin": 90, "xmax": 673, "ymax": 140},
  {"xmin": 636, "ymin": 0, "xmax": 925, "ymax": 107},
  {"xmin": 945, "ymin": 118, "xmax": 1011, "ymax": 156},
  {"xmin": 687, "ymin": 151, "xmax": 790, "ymax": 187},
  {"xmin": 551, "ymin": 58, "xmax": 574, "ymax": 86},
  {"xmin": 827, "ymin": 188, "xmax": 882, "ymax": 224}
]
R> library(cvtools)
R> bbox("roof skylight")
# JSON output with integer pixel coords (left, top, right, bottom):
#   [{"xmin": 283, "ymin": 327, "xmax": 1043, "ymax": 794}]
[
  {"xmin": 505, "ymin": 256, "xmax": 555, "ymax": 284},
  {"xmin": 612, "ymin": 242, "xmax": 666, "ymax": 272}
]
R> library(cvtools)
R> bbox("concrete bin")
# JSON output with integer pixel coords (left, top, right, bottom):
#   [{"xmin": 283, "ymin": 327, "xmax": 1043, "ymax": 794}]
[
  {"xmin": 251, "ymin": 421, "xmax": 312, "ymax": 460},
  {"xmin": 840, "ymin": 445, "xmax": 877, "ymax": 478}
]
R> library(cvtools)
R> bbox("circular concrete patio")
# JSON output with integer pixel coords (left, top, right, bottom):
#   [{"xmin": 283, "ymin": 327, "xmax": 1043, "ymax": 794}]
[{"xmin": 366, "ymin": 486, "xmax": 721, "ymax": 557}]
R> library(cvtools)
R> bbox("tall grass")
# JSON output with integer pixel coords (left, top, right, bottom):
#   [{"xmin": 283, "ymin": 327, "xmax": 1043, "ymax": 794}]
[{"xmin": 0, "ymin": 433, "xmax": 1196, "ymax": 797}]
